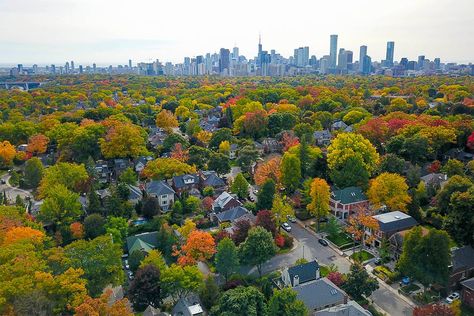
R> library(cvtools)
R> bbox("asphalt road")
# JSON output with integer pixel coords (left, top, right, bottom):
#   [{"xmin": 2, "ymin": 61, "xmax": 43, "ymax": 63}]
[
  {"xmin": 372, "ymin": 283, "xmax": 414, "ymax": 316},
  {"xmin": 0, "ymin": 173, "xmax": 33, "ymax": 203}
]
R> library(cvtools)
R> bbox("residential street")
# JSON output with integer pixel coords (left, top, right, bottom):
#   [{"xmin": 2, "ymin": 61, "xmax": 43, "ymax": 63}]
[
  {"xmin": 372, "ymin": 282, "xmax": 414, "ymax": 316},
  {"xmin": 0, "ymin": 173, "xmax": 33, "ymax": 203}
]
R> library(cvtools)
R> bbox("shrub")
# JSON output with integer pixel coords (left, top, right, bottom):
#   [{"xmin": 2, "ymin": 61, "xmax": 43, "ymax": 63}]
[
  {"xmin": 274, "ymin": 234, "xmax": 285, "ymax": 248},
  {"xmin": 283, "ymin": 234, "xmax": 293, "ymax": 249}
]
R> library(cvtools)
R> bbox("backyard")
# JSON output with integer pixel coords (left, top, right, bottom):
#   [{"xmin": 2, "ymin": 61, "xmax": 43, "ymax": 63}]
[{"xmin": 350, "ymin": 250, "xmax": 374, "ymax": 262}]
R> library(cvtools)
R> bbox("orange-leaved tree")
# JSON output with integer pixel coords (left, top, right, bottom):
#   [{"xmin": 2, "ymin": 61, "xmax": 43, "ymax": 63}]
[
  {"xmin": 3, "ymin": 226, "xmax": 45, "ymax": 245},
  {"xmin": 75, "ymin": 288, "xmax": 133, "ymax": 316},
  {"xmin": 346, "ymin": 205, "xmax": 379, "ymax": 250},
  {"xmin": 156, "ymin": 109, "xmax": 178, "ymax": 133},
  {"xmin": 178, "ymin": 230, "xmax": 216, "ymax": 266},
  {"xmin": 254, "ymin": 156, "xmax": 281, "ymax": 186},
  {"xmin": 0, "ymin": 141, "xmax": 16, "ymax": 167},
  {"xmin": 27, "ymin": 134, "xmax": 50, "ymax": 155},
  {"xmin": 307, "ymin": 177, "xmax": 330, "ymax": 231}
]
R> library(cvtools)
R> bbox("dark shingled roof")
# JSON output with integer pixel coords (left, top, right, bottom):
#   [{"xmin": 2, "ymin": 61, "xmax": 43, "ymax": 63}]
[
  {"xmin": 294, "ymin": 278, "xmax": 346, "ymax": 311},
  {"xmin": 172, "ymin": 174, "xmax": 199, "ymax": 188},
  {"xmin": 202, "ymin": 171, "xmax": 226, "ymax": 187},
  {"xmin": 146, "ymin": 180, "xmax": 175, "ymax": 196},
  {"xmin": 288, "ymin": 260, "xmax": 320, "ymax": 286},
  {"xmin": 452, "ymin": 246, "xmax": 474, "ymax": 271},
  {"xmin": 215, "ymin": 206, "xmax": 249, "ymax": 223},
  {"xmin": 461, "ymin": 277, "xmax": 474, "ymax": 291}
]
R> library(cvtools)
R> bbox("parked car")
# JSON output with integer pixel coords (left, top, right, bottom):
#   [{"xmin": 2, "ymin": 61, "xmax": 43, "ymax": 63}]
[
  {"xmin": 253, "ymin": 189, "xmax": 259, "ymax": 194},
  {"xmin": 127, "ymin": 271, "xmax": 134, "ymax": 280},
  {"xmin": 0, "ymin": 179, "xmax": 5, "ymax": 184},
  {"xmin": 281, "ymin": 222, "xmax": 291, "ymax": 232},
  {"xmin": 286, "ymin": 215, "xmax": 296, "ymax": 223},
  {"xmin": 124, "ymin": 259, "xmax": 130, "ymax": 270},
  {"xmin": 318, "ymin": 238, "xmax": 329, "ymax": 246},
  {"xmin": 446, "ymin": 292, "xmax": 460, "ymax": 304},
  {"xmin": 374, "ymin": 257, "xmax": 382, "ymax": 265}
]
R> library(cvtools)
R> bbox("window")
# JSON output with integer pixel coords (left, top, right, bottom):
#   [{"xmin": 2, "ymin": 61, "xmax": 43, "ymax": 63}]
[{"xmin": 161, "ymin": 194, "xmax": 167, "ymax": 199}]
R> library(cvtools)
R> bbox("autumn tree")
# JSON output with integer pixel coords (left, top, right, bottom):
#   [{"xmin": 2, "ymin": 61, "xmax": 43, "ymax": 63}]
[
  {"xmin": 271, "ymin": 194, "xmax": 294, "ymax": 230},
  {"xmin": 39, "ymin": 184, "xmax": 82, "ymax": 228},
  {"xmin": 346, "ymin": 206, "xmax": 379, "ymax": 249},
  {"xmin": 75, "ymin": 288, "xmax": 133, "ymax": 316},
  {"xmin": 413, "ymin": 303, "xmax": 455, "ymax": 316},
  {"xmin": 256, "ymin": 210, "xmax": 277, "ymax": 236},
  {"xmin": 171, "ymin": 143, "xmax": 189, "ymax": 162},
  {"xmin": 239, "ymin": 226, "xmax": 277, "ymax": 277},
  {"xmin": 99, "ymin": 123, "xmax": 148, "ymax": 159},
  {"xmin": 142, "ymin": 158, "xmax": 196, "ymax": 180},
  {"xmin": 178, "ymin": 230, "xmax": 216, "ymax": 265},
  {"xmin": 27, "ymin": 134, "xmax": 49, "ymax": 155},
  {"xmin": 367, "ymin": 172, "xmax": 411, "ymax": 212},
  {"xmin": 280, "ymin": 152, "xmax": 301, "ymax": 192},
  {"xmin": 128, "ymin": 264, "xmax": 161, "ymax": 311},
  {"xmin": 327, "ymin": 133, "xmax": 379, "ymax": 187},
  {"xmin": 232, "ymin": 219, "xmax": 252, "ymax": 245},
  {"xmin": 177, "ymin": 218, "xmax": 196, "ymax": 239},
  {"xmin": 70, "ymin": 222, "xmax": 84, "ymax": 239},
  {"xmin": 254, "ymin": 157, "xmax": 281, "ymax": 186},
  {"xmin": 38, "ymin": 162, "xmax": 88, "ymax": 198},
  {"xmin": 0, "ymin": 141, "xmax": 16, "ymax": 167},
  {"xmin": 215, "ymin": 237, "xmax": 239, "ymax": 282},
  {"xmin": 306, "ymin": 178, "xmax": 330, "ymax": 230},
  {"xmin": 160, "ymin": 264, "xmax": 203, "ymax": 303},
  {"xmin": 156, "ymin": 109, "xmax": 179, "ymax": 133},
  {"xmin": 231, "ymin": 173, "xmax": 249, "ymax": 199},
  {"xmin": 218, "ymin": 140, "xmax": 231, "ymax": 155}
]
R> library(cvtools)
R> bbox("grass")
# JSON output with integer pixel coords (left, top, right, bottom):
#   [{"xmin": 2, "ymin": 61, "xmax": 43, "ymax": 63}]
[
  {"xmin": 350, "ymin": 250, "xmax": 375, "ymax": 262},
  {"xmin": 413, "ymin": 289, "xmax": 441, "ymax": 304},
  {"xmin": 320, "ymin": 265, "xmax": 330, "ymax": 277},
  {"xmin": 327, "ymin": 233, "xmax": 354, "ymax": 248},
  {"xmin": 400, "ymin": 283, "xmax": 420, "ymax": 294}
]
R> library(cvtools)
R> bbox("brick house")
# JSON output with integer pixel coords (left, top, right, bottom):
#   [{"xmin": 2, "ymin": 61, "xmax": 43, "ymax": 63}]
[{"xmin": 329, "ymin": 187, "xmax": 369, "ymax": 220}]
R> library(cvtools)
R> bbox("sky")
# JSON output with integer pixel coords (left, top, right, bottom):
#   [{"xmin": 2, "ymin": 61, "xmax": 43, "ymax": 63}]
[{"xmin": 0, "ymin": 0, "xmax": 473, "ymax": 66}]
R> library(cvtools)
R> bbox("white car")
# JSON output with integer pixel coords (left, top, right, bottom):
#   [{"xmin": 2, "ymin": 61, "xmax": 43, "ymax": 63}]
[
  {"xmin": 286, "ymin": 215, "xmax": 296, "ymax": 223},
  {"xmin": 281, "ymin": 222, "xmax": 291, "ymax": 232},
  {"xmin": 446, "ymin": 292, "xmax": 460, "ymax": 304},
  {"xmin": 124, "ymin": 259, "xmax": 130, "ymax": 270}
]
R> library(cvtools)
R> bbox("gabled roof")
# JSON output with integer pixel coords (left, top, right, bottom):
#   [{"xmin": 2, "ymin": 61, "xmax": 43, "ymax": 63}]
[
  {"xmin": 172, "ymin": 174, "xmax": 200, "ymax": 188},
  {"xmin": 215, "ymin": 206, "xmax": 250, "ymax": 223},
  {"xmin": 146, "ymin": 180, "xmax": 175, "ymax": 196},
  {"xmin": 212, "ymin": 191, "xmax": 240, "ymax": 209},
  {"xmin": 288, "ymin": 260, "xmax": 320, "ymax": 286},
  {"xmin": 128, "ymin": 185, "xmax": 142, "ymax": 200},
  {"xmin": 420, "ymin": 173, "xmax": 447, "ymax": 186},
  {"xmin": 294, "ymin": 278, "xmax": 347, "ymax": 311},
  {"xmin": 331, "ymin": 187, "xmax": 367, "ymax": 205},
  {"xmin": 316, "ymin": 300, "xmax": 371, "ymax": 316},
  {"xmin": 372, "ymin": 211, "xmax": 418, "ymax": 233},
  {"xmin": 313, "ymin": 129, "xmax": 332, "ymax": 140},
  {"xmin": 126, "ymin": 231, "xmax": 158, "ymax": 254},
  {"xmin": 202, "ymin": 171, "xmax": 226, "ymax": 187},
  {"xmin": 331, "ymin": 120, "xmax": 348, "ymax": 130},
  {"xmin": 452, "ymin": 246, "xmax": 474, "ymax": 271}
]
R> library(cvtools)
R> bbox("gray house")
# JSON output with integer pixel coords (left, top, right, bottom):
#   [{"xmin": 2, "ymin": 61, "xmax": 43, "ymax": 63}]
[
  {"xmin": 281, "ymin": 260, "xmax": 321, "ymax": 287},
  {"xmin": 172, "ymin": 294, "xmax": 204, "ymax": 316},
  {"xmin": 315, "ymin": 300, "xmax": 371, "ymax": 316},
  {"xmin": 145, "ymin": 180, "xmax": 175, "ymax": 211},
  {"xmin": 293, "ymin": 278, "xmax": 348, "ymax": 312},
  {"xmin": 313, "ymin": 130, "xmax": 333, "ymax": 146}
]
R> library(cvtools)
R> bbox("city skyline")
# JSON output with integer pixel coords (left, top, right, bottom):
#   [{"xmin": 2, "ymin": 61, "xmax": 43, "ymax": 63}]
[{"xmin": 0, "ymin": 0, "xmax": 473, "ymax": 65}]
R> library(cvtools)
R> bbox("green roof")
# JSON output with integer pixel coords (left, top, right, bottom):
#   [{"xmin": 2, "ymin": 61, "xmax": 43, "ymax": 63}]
[
  {"xmin": 126, "ymin": 231, "xmax": 158, "ymax": 254},
  {"xmin": 331, "ymin": 186, "xmax": 367, "ymax": 204}
]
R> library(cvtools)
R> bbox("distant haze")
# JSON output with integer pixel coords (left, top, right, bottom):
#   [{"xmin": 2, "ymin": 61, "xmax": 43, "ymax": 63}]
[{"xmin": 0, "ymin": 0, "xmax": 472, "ymax": 65}]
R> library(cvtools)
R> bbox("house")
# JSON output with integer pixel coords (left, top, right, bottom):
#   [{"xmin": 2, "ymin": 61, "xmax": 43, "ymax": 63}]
[
  {"xmin": 172, "ymin": 174, "xmax": 201, "ymax": 197},
  {"xmin": 135, "ymin": 156, "xmax": 153, "ymax": 173},
  {"xmin": 449, "ymin": 246, "xmax": 474, "ymax": 290},
  {"xmin": 281, "ymin": 260, "xmax": 320, "ymax": 287},
  {"xmin": 127, "ymin": 184, "xmax": 143, "ymax": 205},
  {"xmin": 229, "ymin": 144, "xmax": 239, "ymax": 159},
  {"xmin": 389, "ymin": 227, "xmax": 429, "ymax": 260},
  {"xmin": 313, "ymin": 130, "xmax": 332, "ymax": 146},
  {"xmin": 95, "ymin": 160, "xmax": 112, "ymax": 183},
  {"xmin": 200, "ymin": 171, "xmax": 227, "ymax": 194},
  {"xmin": 315, "ymin": 301, "xmax": 372, "ymax": 316},
  {"xmin": 367, "ymin": 211, "xmax": 418, "ymax": 247},
  {"xmin": 214, "ymin": 206, "xmax": 253, "ymax": 225},
  {"xmin": 113, "ymin": 159, "xmax": 131, "ymax": 178},
  {"xmin": 17, "ymin": 144, "xmax": 28, "ymax": 152},
  {"xmin": 444, "ymin": 148, "xmax": 474, "ymax": 163},
  {"xmin": 293, "ymin": 278, "xmax": 348, "ymax": 312},
  {"xmin": 331, "ymin": 120, "xmax": 348, "ymax": 132},
  {"xmin": 461, "ymin": 277, "xmax": 474, "ymax": 309},
  {"xmin": 126, "ymin": 231, "xmax": 158, "ymax": 254},
  {"xmin": 172, "ymin": 294, "xmax": 204, "ymax": 316},
  {"xmin": 420, "ymin": 173, "xmax": 448, "ymax": 189},
  {"xmin": 330, "ymin": 187, "xmax": 369, "ymax": 220},
  {"xmin": 145, "ymin": 180, "xmax": 175, "ymax": 211},
  {"xmin": 212, "ymin": 191, "xmax": 242, "ymax": 213},
  {"xmin": 144, "ymin": 306, "xmax": 169, "ymax": 316},
  {"xmin": 262, "ymin": 137, "xmax": 281, "ymax": 153},
  {"xmin": 148, "ymin": 128, "xmax": 167, "ymax": 148}
]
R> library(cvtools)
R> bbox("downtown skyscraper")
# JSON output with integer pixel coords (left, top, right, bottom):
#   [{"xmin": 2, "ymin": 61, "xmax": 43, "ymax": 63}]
[
  {"xmin": 329, "ymin": 35, "xmax": 338, "ymax": 69},
  {"xmin": 385, "ymin": 41, "xmax": 395, "ymax": 67}
]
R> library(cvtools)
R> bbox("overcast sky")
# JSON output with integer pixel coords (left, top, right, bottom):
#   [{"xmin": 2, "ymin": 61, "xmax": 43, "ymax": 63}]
[{"xmin": 0, "ymin": 0, "xmax": 472, "ymax": 66}]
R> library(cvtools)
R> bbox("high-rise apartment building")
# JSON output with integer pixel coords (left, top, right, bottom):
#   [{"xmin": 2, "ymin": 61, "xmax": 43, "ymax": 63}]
[
  {"xmin": 219, "ymin": 48, "xmax": 230, "ymax": 74},
  {"xmin": 359, "ymin": 45, "xmax": 367, "ymax": 73},
  {"xmin": 329, "ymin": 34, "xmax": 338, "ymax": 69},
  {"xmin": 385, "ymin": 41, "xmax": 395, "ymax": 67}
]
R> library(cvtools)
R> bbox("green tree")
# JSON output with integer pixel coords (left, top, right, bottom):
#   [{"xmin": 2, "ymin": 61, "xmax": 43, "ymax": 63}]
[
  {"xmin": 231, "ymin": 173, "xmax": 250, "ymax": 199},
  {"xmin": 330, "ymin": 155, "xmax": 370, "ymax": 188},
  {"xmin": 83, "ymin": 213, "xmax": 106, "ymax": 239},
  {"xmin": 160, "ymin": 264, "xmax": 203, "ymax": 303},
  {"xmin": 211, "ymin": 286, "xmax": 267, "ymax": 316},
  {"xmin": 442, "ymin": 159, "xmax": 465, "ymax": 178},
  {"xmin": 209, "ymin": 128, "xmax": 233, "ymax": 150},
  {"xmin": 105, "ymin": 216, "xmax": 129, "ymax": 244},
  {"xmin": 215, "ymin": 237, "xmax": 239, "ymax": 282},
  {"xmin": 240, "ymin": 226, "xmax": 277, "ymax": 277},
  {"xmin": 39, "ymin": 184, "xmax": 82, "ymax": 227},
  {"xmin": 445, "ymin": 188, "xmax": 474, "ymax": 246},
  {"xmin": 237, "ymin": 145, "xmax": 259, "ymax": 173},
  {"xmin": 129, "ymin": 250, "xmax": 146, "ymax": 273},
  {"xmin": 343, "ymin": 263, "xmax": 379, "ymax": 300},
  {"xmin": 24, "ymin": 157, "xmax": 44, "ymax": 189},
  {"xmin": 268, "ymin": 288, "xmax": 308, "ymax": 316},
  {"xmin": 208, "ymin": 152, "xmax": 231, "ymax": 175},
  {"xmin": 325, "ymin": 217, "xmax": 341, "ymax": 238},
  {"xmin": 378, "ymin": 154, "xmax": 406, "ymax": 175},
  {"xmin": 280, "ymin": 152, "xmax": 301, "ymax": 192},
  {"xmin": 436, "ymin": 175, "xmax": 472, "ymax": 214},
  {"xmin": 119, "ymin": 167, "xmax": 137, "ymax": 185},
  {"xmin": 257, "ymin": 179, "xmax": 276, "ymax": 211},
  {"xmin": 140, "ymin": 250, "xmax": 167, "ymax": 272},
  {"xmin": 38, "ymin": 162, "xmax": 88, "ymax": 198},
  {"xmin": 199, "ymin": 276, "xmax": 220, "ymax": 311},
  {"xmin": 64, "ymin": 235, "xmax": 124, "ymax": 296}
]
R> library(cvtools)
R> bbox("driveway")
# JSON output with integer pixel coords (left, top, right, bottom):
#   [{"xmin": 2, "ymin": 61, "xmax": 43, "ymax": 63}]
[{"xmin": 0, "ymin": 173, "xmax": 33, "ymax": 203}]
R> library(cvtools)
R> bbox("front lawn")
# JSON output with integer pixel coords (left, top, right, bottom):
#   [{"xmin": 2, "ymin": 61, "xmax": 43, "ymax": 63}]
[
  {"xmin": 413, "ymin": 289, "xmax": 441, "ymax": 304},
  {"xmin": 326, "ymin": 233, "xmax": 353, "ymax": 248},
  {"xmin": 350, "ymin": 250, "xmax": 374, "ymax": 262},
  {"xmin": 400, "ymin": 283, "xmax": 420, "ymax": 294}
]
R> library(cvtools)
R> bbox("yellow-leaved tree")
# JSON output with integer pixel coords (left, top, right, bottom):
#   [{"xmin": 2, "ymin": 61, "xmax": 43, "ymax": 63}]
[
  {"xmin": 367, "ymin": 172, "xmax": 411, "ymax": 211},
  {"xmin": 307, "ymin": 177, "xmax": 330, "ymax": 231}
]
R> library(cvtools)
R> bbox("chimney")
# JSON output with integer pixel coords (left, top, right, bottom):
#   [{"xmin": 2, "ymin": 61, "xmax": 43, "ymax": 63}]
[{"xmin": 294, "ymin": 275, "xmax": 299, "ymax": 287}]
